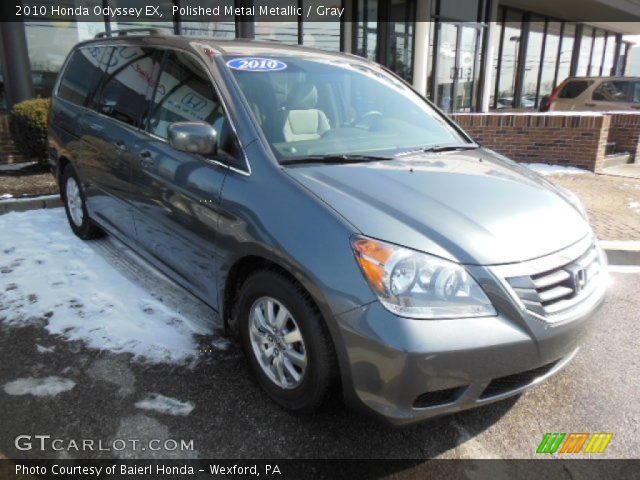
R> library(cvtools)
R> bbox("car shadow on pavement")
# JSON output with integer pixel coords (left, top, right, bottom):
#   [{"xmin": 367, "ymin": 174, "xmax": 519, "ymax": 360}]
[
  {"xmin": 132, "ymin": 336, "xmax": 519, "ymax": 460},
  {"xmin": 0, "ymin": 323, "xmax": 517, "ymax": 463}
]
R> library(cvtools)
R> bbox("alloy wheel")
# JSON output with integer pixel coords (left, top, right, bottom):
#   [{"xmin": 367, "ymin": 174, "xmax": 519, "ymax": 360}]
[{"xmin": 249, "ymin": 296, "xmax": 307, "ymax": 389}]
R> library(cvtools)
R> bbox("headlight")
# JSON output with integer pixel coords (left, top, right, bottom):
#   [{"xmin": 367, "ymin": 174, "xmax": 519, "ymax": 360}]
[
  {"xmin": 558, "ymin": 187, "xmax": 588, "ymax": 219},
  {"xmin": 351, "ymin": 236, "xmax": 497, "ymax": 319}
]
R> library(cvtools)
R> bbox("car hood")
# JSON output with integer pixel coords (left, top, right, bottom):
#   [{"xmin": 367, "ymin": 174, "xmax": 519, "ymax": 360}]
[{"xmin": 285, "ymin": 149, "xmax": 592, "ymax": 265}]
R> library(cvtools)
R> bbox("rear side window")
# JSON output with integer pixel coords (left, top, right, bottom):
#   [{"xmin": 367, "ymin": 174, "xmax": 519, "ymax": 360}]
[
  {"xmin": 57, "ymin": 47, "xmax": 107, "ymax": 106},
  {"xmin": 558, "ymin": 80, "xmax": 591, "ymax": 99},
  {"xmin": 592, "ymin": 81, "xmax": 630, "ymax": 102},
  {"xmin": 95, "ymin": 46, "xmax": 159, "ymax": 127}
]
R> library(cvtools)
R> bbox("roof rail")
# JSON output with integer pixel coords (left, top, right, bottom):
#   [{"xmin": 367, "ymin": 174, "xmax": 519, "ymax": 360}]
[{"xmin": 94, "ymin": 28, "xmax": 169, "ymax": 39}]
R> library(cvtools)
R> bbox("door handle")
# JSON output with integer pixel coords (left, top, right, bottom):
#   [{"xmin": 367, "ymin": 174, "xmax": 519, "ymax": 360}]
[
  {"xmin": 584, "ymin": 103, "xmax": 596, "ymax": 107},
  {"xmin": 138, "ymin": 150, "xmax": 155, "ymax": 168},
  {"xmin": 115, "ymin": 140, "xmax": 128, "ymax": 152}
]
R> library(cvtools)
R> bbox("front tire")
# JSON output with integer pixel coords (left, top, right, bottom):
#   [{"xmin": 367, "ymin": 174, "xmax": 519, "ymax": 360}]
[
  {"xmin": 61, "ymin": 164, "xmax": 104, "ymax": 240},
  {"xmin": 237, "ymin": 270, "xmax": 337, "ymax": 412}
]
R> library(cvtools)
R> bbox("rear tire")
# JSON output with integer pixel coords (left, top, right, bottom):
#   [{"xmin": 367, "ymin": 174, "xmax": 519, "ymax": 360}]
[
  {"xmin": 61, "ymin": 164, "xmax": 104, "ymax": 240},
  {"xmin": 236, "ymin": 270, "xmax": 338, "ymax": 412}
]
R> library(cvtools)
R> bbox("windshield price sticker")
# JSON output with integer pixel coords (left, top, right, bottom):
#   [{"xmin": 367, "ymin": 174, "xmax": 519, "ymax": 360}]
[{"xmin": 226, "ymin": 58, "xmax": 287, "ymax": 72}]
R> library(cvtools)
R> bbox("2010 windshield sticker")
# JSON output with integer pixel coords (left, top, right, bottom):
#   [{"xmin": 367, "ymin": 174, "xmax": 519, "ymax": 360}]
[{"xmin": 226, "ymin": 58, "xmax": 287, "ymax": 72}]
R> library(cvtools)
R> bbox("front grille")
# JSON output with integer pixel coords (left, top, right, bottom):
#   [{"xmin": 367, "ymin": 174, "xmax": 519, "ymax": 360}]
[
  {"xmin": 413, "ymin": 386, "xmax": 465, "ymax": 408},
  {"xmin": 506, "ymin": 243, "xmax": 602, "ymax": 319},
  {"xmin": 480, "ymin": 360, "xmax": 558, "ymax": 399}
]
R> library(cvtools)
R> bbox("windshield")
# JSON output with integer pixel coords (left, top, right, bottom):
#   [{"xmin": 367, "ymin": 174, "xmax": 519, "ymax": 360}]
[{"xmin": 223, "ymin": 55, "xmax": 467, "ymax": 162}]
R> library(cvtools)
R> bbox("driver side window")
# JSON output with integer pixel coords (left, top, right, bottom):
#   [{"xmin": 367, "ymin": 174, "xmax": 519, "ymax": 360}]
[{"xmin": 148, "ymin": 50, "xmax": 243, "ymax": 165}]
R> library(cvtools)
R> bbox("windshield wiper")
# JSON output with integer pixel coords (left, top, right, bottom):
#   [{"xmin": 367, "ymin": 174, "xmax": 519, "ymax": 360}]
[
  {"xmin": 280, "ymin": 154, "xmax": 393, "ymax": 166},
  {"xmin": 397, "ymin": 143, "xmax": 480, "ymax": 156},
  {"xmin": 420, "ymin": 143, "xmax": 480, "ymax": 153}
]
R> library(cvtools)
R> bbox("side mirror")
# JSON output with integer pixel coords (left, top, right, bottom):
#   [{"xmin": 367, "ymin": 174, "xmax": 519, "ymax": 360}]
[{"xmin": 168, "ymin": 122, "xmax": 217, "ymax": 155}]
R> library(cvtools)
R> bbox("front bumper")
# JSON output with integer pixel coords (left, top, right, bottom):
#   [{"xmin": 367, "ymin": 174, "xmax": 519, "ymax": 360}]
[{"xmin": 335, "ymin": 267, "xmax": 607, "ymax": 426}]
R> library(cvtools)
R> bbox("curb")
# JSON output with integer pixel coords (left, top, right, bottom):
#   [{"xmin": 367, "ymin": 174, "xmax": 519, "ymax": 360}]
[
  {"xmin": 601, "ymin": 241, "xmax": 640, "ymax": 267},
  {"xmin": 0, "ymin": 194, "xmax": 62, "ymax": 214}
]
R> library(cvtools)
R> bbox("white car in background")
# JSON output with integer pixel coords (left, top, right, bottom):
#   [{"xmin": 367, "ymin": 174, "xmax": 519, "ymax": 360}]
[{"xmin": 544, "ymin": 76, "xmax": 640, "ymax": 111}]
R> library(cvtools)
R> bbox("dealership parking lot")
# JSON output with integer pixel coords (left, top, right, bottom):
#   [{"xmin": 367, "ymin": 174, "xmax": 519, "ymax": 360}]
[{"xmin": 0, "ymin": 208, "xmax": 639, "ymax": 462}]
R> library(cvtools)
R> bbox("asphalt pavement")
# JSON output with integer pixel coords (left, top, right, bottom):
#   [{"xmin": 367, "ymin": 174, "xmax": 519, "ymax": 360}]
[{"xmin": 0, "ymin": 234, "xmax": 638, "ymax": 463}]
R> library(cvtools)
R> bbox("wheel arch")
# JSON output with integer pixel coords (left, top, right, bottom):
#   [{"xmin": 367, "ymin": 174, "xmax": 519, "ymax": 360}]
[{"xmin": 220, "ymin": 250, "xmax": 351, "ymax": 393}]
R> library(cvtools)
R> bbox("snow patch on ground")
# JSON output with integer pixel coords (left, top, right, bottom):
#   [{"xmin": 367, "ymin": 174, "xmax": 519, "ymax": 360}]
[
  {"xmin": 0, "ymin": 161, "xmax": 38, "ymax": 172},
  {"xmin": 609, "ymin": 265, "xmax": 640, "ymax": 273},
  {"xmin": 3, "ymin": 376, "xmax": 75, "ymax": 397},
  {"xmin": 522, "ymin": 163, "xmax": 590, "ymax": 176},
  {"xmin": 0, "ymin": 193, "xmax": 13, "ymax": 199},
  {"xmin": 0, "ymin": 208, "xmax": 208, "ymax": 365},
  {"xmin": 600, "ymin": 240, "xmax": 640, "ymax": 249},
  {"xmin": 36, "ymin": 344, "xmax": 55, "ymax": 353},
  {"xmin": 135, "ymin": 393, "xmax": 194, "ymax": 416}
]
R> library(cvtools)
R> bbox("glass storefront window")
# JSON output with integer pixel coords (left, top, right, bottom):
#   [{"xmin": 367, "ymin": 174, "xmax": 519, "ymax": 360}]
[
  {"xmin": 302, "ymin": 23, "xmax": 341, "ymax": 51},
  {"xmin": 254, "ymin": 1, "xmax": 298, "ymax": 45},
  {"xmin": 254, "ymin": 22, "xmax": 299, "ymax": 44},
  {"xmin": 436, "ymin": 23, "xmax": 457, "ymax": 112},
  {"xmin": 539, "ymin": 22, "xmax": 561, "ymax": 100},
  {"xmin": 302, "ymin": 0, "xmax": 341, "ymax": 51},
  {"xmin": 616, "ymin": 42, "xmax": 628, "ymax": 76},
  {"xmin": 355, "ymin": 0, "xmax": 378, "ymax": 60},
  {"xmin": 576, "ymin": 27, "xmax": 593, "ymax": 76},
  {"xmin": 589, "ymin": 29, "xmax": 605, "ymax": 75},
  {"xmin": 179, "ymin": 0, "xmax": 236, "ymax": 38},
  {"xmin": 457, "ymin": 25, "xmax": 480, "ymax": 111},
  {"xmin": 109, "ymin": 0, "xmax": 174, "ymax": 33},
  {"xmin": 385, "ymin": 1, "xmax": 415, "ymax": 82},
  {"xmin": 602, "ymin": 34, "xmax": 616, "ymax": 76},
  {"xmin": 496, "ymin": 10, "xmax": 522, "ymax": 109},
  {"xmin": 24, "ymin": 0, "xmax": 104, "ymax": 98},
  {"xmin": 556, "ymin": 23, "xmax": 575, "ymax": 85},
  {"xmin": 489, "ymin": 7, "xmax": 504, "ymax": 108},
  {"xmin": 522, "ymin": 17, "xmax": 544, "ymax": 108}
]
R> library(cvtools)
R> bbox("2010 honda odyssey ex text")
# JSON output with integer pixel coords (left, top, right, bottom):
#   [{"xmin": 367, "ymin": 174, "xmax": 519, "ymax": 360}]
[{"xmin": 48, "ymin": 31, "xmax": 608, "ymax": 425}]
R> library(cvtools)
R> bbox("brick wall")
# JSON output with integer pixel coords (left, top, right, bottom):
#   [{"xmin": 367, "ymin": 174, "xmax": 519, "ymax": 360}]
[
  {"xmin": 607, "ymin": 113, "xmax": 640, "ymax": 162},
  {"xmin": 451, "ymin": 113, "xmax": 611, "ymax": 172}
]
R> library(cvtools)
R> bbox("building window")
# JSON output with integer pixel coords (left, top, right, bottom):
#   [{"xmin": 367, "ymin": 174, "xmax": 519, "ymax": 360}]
[
  {"xmin": 576, "ymin": 26, "xmax": 594, "ymax": 76},
  {"xmin": 24, "ymin": 1, "xmax": 104, "ymax": 99},
  {"xmin": 384, "ymin": 1, "xmax": 415, "ymax": 82},
  {"xmin": 521, "ymin": 16, "xmax": 544, "ymax": 108},
  {"xmin": 354, "ymin": 0, "xmax": 415, "ymax": 81},
  {"xmin": 589, "ymin": 29, "xmax": 605, "ymax": 75},
  {"xmin": 617, "ymin": 42, "xmax": 629, "ymax": 75},
  {"xmin": 602, "ymin": 33, "xmax": 616, "ymax": 76},
  {"xmin": 489, "ymin": 6, "xmax": 504, "ymax": 108},
  {"xmin": 179, "ymin": 0, "xmax": 236, "ymax": 38},
  {"xmin": 109, "ymin": 0, "xmax": 174, "ymax": 33},
  {"xmin": 556, "ymin": 23, "xmax": 575, "ymax": 85},
  {"xmin": 495, "ymin": 9, "xmax": 522, "ymax": 109},
  {"xmin": 539, "ymin": 22, "xmax": 561, "ymax": 101},
  {"xmin": 302, "ymin": 0, "xmax": 342, "ymax": 51},
  {"xmin": 355, "ymin": 0, "xmax": 379, "ymax": 61},
  {"xmin": 254, "ymin": 21, "xmax": 299, "ymax": 44}
]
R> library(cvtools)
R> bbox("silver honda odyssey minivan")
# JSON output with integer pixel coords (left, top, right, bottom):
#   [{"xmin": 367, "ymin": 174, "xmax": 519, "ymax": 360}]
[{"xmin": 48, "ymin": 31, "xmax": 608, "ymax": 425}]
